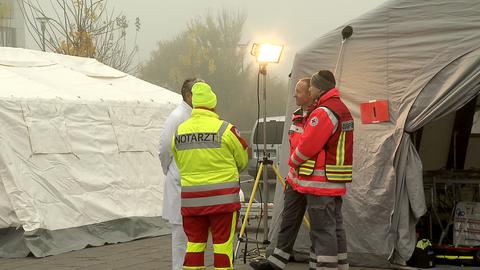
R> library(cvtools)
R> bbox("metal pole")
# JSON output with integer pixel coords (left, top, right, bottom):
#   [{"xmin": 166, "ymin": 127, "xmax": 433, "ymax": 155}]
[
  {"xmin": 41, "ymin": 22, "xmax": 46, "ymax": 52},
  {"xmin": 333, "ymin": 39, "xmax": 345, "ymax": 78},
  {"xmin": 260, "ymin": 64, "xmax": 269, "ymax": 243}
]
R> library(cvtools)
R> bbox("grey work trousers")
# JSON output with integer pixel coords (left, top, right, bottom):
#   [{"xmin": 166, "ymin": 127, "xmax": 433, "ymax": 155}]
[{"xmin": 267, "ymin": 183, "xmax": 348, "ymax": 270}]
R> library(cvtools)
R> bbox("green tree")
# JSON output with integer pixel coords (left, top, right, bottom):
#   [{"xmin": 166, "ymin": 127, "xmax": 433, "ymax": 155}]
[{"xmin": 141, "ymin": 9, "xmax": 287, "ymax": 131}]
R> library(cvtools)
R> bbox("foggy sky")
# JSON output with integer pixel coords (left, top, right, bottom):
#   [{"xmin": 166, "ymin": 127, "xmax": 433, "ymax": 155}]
[{"xmin": 111, "ymin": 0, "xmax": 387, "ymax": 78}]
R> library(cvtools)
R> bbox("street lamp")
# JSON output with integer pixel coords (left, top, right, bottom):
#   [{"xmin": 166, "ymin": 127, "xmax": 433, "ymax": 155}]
[{"xmin": 36, "ymin": 16, "xmax": 50, "ymax": 52}]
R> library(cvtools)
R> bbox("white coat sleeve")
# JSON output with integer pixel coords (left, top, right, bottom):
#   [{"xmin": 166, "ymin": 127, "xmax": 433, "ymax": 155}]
[{"xmin": 159, "ymin": 113, "xmax": 179, "ymax": 175}]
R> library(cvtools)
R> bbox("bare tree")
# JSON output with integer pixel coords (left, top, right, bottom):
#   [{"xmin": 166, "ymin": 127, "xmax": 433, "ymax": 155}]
[
  {"xmin": 0, "ymin": 0, "xmax": 15, "ymax": 46},
  {"xmin": 18, "ymin": 0, "xmax": 140, "ymax": 73}
]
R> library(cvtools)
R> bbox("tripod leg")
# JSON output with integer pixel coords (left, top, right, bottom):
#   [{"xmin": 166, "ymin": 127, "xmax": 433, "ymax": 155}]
[
  {"xmin": 270, "ymin": 163, "xmax": 311, "ymax": 230},
  {"xmin": 235, "ymin": 162, "xmax": 264, "ymax": 258}
]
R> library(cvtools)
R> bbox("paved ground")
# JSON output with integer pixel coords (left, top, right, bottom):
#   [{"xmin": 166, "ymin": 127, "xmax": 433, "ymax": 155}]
[
  {"xmin": 1, "ymin": 235, "xmax": 478, "ymax": 270},
  {"xmin": 0, "ymin": 235, "xmax": 310, "ymax": 270}
]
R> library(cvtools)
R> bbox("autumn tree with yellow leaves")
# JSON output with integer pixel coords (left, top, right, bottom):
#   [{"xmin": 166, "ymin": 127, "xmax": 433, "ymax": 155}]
[
  {"xmin": 141, "ymin": 10, "xmax": 288, "ymax": 131},
  {"xmin": 19, "ymin": 0, "xmax": 140, "ymax": 73}
]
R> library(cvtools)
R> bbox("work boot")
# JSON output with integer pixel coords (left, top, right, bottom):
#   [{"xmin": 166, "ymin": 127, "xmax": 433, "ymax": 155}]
[{"xmin": 249, "ymin": 257, "xmax": 280, "ymax": 270}]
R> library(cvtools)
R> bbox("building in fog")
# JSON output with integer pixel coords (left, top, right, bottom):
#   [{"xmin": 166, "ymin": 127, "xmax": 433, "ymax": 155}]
[{"xmin": 0, "ymin": 0, "xmax": 25, "ymax": 47}]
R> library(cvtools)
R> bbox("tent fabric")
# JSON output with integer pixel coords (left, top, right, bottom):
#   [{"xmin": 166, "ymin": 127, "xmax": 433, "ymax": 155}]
[
  {"xmin": 269, "ymin": 0, "xmax": 480, "ymax": 267},
  {"xmin": 0, "ymin": 47, "xmax": 181, "ymax": 257}
]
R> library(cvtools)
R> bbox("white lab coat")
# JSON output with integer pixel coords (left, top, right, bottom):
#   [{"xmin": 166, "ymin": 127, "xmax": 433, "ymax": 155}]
[{"xmin": 159, "ymin": 101, "xmax": 192, "ymax": 225}]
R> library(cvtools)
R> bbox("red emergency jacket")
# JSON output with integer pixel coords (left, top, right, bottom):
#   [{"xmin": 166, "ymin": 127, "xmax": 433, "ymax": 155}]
[
  {"xmin": 285, "ymin": 108, "xmax": 309, "ymax": 186},
  {"xmin": 288, "ymin": 88, "xmax": 353, "ymax": 196}
]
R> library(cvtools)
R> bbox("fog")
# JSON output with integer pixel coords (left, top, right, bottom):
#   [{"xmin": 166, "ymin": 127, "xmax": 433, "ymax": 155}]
[
  {"xmin": 111, "ymin": 0, "xmax": 386, "ymax": 78},
  {"xmin": 19, "ymin": 0, "xmax": 387, "ymax": 131}
]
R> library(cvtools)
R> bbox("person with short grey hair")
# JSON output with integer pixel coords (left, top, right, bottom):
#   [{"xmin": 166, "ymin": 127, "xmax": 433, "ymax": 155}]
[
  {"xmin": 250, "ymin": 77, "xmax": 315, "ymax": 270},
  {"xmin": 159, "ymin": 78, "xmax": 202, "ymax": 270}
]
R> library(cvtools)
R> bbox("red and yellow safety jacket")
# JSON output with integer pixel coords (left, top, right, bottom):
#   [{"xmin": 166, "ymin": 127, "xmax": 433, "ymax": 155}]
[
  {"xmin": 172, "ymin": 108, "xmax": 248, "ymax": 216},
  {"xmin": 288, "ymin": 88, "xmax": 353, "ymax": 196},
  {"xmin": 285, "ymin": 108, "xmax": 308, "ymax": 187}
]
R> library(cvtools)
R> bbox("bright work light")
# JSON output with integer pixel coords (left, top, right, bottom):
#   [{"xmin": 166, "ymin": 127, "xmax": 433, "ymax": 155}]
[
  {"xmin": 235, "ymin": 41, "xmax": 285, "ymax": 255},
  {"xmin": 250, "ymin": 43, "xmax": 284, "ymax": 64}
]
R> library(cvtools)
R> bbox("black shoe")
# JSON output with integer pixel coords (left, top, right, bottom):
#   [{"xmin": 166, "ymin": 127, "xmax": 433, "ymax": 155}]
[{"xmin": 249, "ymin": 258, "xmax": 278, "ymax": 270}]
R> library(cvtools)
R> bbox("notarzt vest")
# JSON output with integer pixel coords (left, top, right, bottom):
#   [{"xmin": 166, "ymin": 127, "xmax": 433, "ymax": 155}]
[{"xmin": 172, "ymin": 108, "xmax": 248, "ymax": 216}]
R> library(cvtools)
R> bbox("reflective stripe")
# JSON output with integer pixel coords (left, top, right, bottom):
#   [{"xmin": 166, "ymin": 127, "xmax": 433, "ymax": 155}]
[
  {"xmin": 175, "ymin": 141, "xmax": 221, "ymax": 150},
  {"xmin": 309, "ymin": 261, "xmax": 316, "ymax": 269},
  {"xmin": 287, "ymin": 170, "xmax": 297, "ymax": 179},
  {"xmin": 310, "ymin": 252, "xmax": 316, "ymax": 259},
  {"xmin": 299, "ymin": 160, "xmax": 316, "ymax": 175},
  {"xmin": 436, "ymin": 255, "xmax": 473, "ymax": 260},
  {"xmin": 182, "ymin": 181, "xmax": 239, "ymax": 192},
  {"xmin": 273, "ymin": 248, "xmax": 290, "ymax": 260},
  {"xmin": 337, "ymin": 253, "xmax": 348, "ymax": 260},
  {"xmin": 326, "ymin": 174, "xmax": 352, "ymax": 178},
  {"xmin": 268, "ymin": 256, "xmax": 286, "ymax": 269},
  {"xmin": 336, "ymin": 131, "xmax": 346, "ymax": 165},
  {"xmin": 213, "ymin": 212, "xmax": 236, "ymax": 267},
  {"xmin": 291, "ymin": 171, "xmax": 344, "ymax": 187},
  {"xmin": 318, "ymin": 107, "xmax": 338, "ymax": 133},
  {"xmin": 288, "ymin": 171, "xmax": 299, "ymax": 183},
  {"xmin": 291, "ymin": 155, "xmax": 303, "ymax": 166},
  {"xmin": 182, "ymin": 193, "xmax": 239, "ymax": 207},
  {"xmin": 326, "ymin": 174, "xmax": 352, "ymax": 181},
  {"xmin": 302, "ymin": 160, "xmax": 316, "ymax": 166},
  {"xmin": 187, "ymin": 242, "xmax": 207, "ymax": 253},
  {"xmin": 317, "ymin": 255, "xmax": 338, "ymax": 263},
  {"xmin": 312, "ymin": 170, "xmax": 326, "ymax": 176},
  {"xmin": 289, "ymin": 125, "xmax": 304, "ymax": 134},
  {"xmin": 297, "ymin": 179, "xmax": 345, "ymax": 189},
  {"xmin": 174, "ymin": 131, "xmax": 220, "ymax": 150},
  {"xmin": 326, "ymin": 165, "xmax": 352, "ymax": 172},
  {"xmin": 218, "ymin": 121, "xmax": 229, "ymax": 137},
  {"xmin": 183, "ymin": 267, "xmax": 206, "ymax": 270},
  {"xmin": 175, "ymin": 121, "xmax": 229, "ymax": 150},
  {"xmin": 326, "ymin": 164, "xmax": 352, "ymax": 182},
  {"xmin": 299, "ymin": 168, "xmax": 313, "ymax": 176},
  {"xmin": 295, "ymin": 148, "xmax": 309, "ymax": 162}
]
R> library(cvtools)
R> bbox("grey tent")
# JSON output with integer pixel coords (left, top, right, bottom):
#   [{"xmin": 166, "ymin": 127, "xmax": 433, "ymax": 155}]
[{"xmin": 269, "ymin": 0, "xmax": 480, "ymax": 267}]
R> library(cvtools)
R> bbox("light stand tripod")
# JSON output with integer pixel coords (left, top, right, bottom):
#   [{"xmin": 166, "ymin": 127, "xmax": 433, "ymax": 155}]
[
  {"xmin": 233, "ymin": 63, "xmax": 272, "ymax": 259},
  {"xmin": 234, "ymin": 64, "xmax": 311, "ymax": 260}
]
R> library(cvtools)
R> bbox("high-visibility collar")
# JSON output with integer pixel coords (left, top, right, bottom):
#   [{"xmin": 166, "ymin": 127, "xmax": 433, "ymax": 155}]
[{"xmin": 192, "ymin": 108, "xmax": 220, "ymax": 118}]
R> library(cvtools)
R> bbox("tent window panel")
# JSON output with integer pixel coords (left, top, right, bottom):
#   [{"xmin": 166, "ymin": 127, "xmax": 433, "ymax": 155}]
[
  {"xmin": 109, "ymin": 106, "xmax": 164, "ymax": 155},
  {"xmin": 23, "ymin": 103, "xmax": 72, "ymax": 154},
  {"xmin": 64, "ymin": 104, "xmax": 118, "ymax": 154}
]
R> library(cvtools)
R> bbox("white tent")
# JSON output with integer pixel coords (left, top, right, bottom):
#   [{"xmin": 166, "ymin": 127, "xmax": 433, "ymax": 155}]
[
  {"xmin": 0, "ymin": 47, "xmax": 181, "ymax": 257},
  {"xmin": 269, "ymin": 0, "xmax": 480, "ymax": 267}
]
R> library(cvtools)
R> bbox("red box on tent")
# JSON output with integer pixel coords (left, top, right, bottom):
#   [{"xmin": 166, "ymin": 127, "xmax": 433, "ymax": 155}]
[{"xmin": 360, "ymin": 100, "xmax": 389, "ymax": 124}]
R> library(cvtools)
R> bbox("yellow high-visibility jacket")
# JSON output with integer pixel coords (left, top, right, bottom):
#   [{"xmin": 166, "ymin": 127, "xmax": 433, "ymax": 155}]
[{"xmin": 172, "ymin": 108, "xmax": 248, "ymax": 216}]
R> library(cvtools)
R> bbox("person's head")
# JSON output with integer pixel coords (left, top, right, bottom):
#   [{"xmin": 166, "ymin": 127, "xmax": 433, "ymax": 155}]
[
  {"xmin": 191, "ymin": 82, "xmax": 217, "ymax": 110},
  {"xmin": 294, "ymin": 77, "xmax": 314, "ymax": 109},
  {"xmin": 181, "ymin": 78, "xmax": 204, "ymax": 107},
  {"xmin": 310, "ymin": 70, "xmax": 336, "ymax": 99}
]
